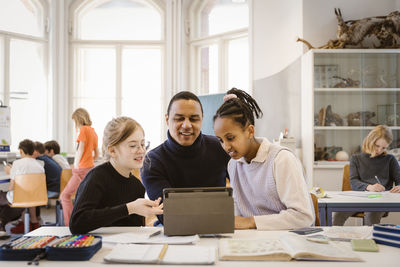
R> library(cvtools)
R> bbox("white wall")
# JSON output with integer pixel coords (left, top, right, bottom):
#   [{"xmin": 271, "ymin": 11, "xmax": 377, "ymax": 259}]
[{"xmin": 252, "ymin": 0, "xmax": 303, "ymax": 80}]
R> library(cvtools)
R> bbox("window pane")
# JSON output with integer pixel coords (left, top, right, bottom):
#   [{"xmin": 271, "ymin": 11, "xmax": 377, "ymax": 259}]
[
  {"xmin": 0, "ymin": 37, "xmax": 4, "ymax": 103},
  {"xmin": 73, "ymin": 98, "xmax": 116, "ymax": 151},
  {"xmin": 200, "ymin": 0, "xmax": 248, "ymax": 37},
  {"xmin": 121, "ymin": 47, "xmax": 162, "ymax": 148},
  {"xmin": 74, "ymin": 47, "xmax": 116, "ymax": 147},
  {"xmin": 75, "ymin": 47, "xmax": 116, "ymax": 98},
  {"xmin": 228, "ymin": 37, "xmax": 248, "ymax": 92},
  {"xmin": 79, "ymin": 0, "xmax": 162, "ymax": 40},
  {"xmin": 0, "ymin": 0, "xmax": 44, "ymax": 37},
  {"xmin": 9, "ymin": 39, "xmax": 48, "ymax": 151},
  {"xmin": 200, "ymin": 45, "xmax": 218, "ymax": 94}
]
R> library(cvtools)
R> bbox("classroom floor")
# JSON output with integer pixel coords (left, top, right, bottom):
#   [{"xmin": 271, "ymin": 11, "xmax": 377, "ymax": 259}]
[{"xmin": 4, "ymin": 204, "xmax": 56, "ymax": 236}]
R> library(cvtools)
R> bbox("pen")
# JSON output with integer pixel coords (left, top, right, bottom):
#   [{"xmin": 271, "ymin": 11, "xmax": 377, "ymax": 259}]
[{"xmin": 374, "ymin": 175, "xmax": 382, "ymax": 185}]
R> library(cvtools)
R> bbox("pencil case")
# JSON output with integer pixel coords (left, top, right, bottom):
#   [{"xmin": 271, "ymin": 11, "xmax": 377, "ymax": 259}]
[
  {"xmin": 372, "ymin": 224, "xmax": 400, "ymax": 248},
  {"xmin": 46, "ymin": 236, "xmax": 102, "ymax": 261},
  {"xmin": 0, "ymin": 235, "xmax": 102, "ymax": 262}
]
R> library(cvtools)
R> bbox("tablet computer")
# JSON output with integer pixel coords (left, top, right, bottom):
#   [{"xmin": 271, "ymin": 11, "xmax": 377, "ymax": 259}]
[{"xmin": 163, "ymin": 187, "xmax": 234, "ymax": 236}]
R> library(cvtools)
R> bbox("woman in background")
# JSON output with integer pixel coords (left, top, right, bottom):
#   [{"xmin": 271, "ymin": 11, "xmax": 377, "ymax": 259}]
[
  {"xmin": 61, "ymin": 108, "xmax": 99, "ymax": 226},
  {"xmin": 213, "ymin": 88, "xmax": 314, "ymax": 230},
  {"xmin": 333, "ymin": 125, "xmax": 400, "ymax": 226},
  {"xmin": 69, "ymin": 116, "xmax": 163, "ymax": 234}
]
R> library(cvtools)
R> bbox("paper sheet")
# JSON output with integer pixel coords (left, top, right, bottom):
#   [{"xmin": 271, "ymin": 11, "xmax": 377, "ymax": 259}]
[
  {"xmin": 25, "ymin": 226, "xmax": 72, "ymax": 237},
  {"xmin": 102, "ymin": 232, "xmax": 199, "ymax": 244},
  {"xmin": 324, "ymin": 226, "xmax": 372, "ymax": 239}
]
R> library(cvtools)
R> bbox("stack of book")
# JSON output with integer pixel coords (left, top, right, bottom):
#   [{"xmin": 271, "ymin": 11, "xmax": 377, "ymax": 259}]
[{"xmin": 372, "ymin": 224, "xmax": 400, "ymax": 248}]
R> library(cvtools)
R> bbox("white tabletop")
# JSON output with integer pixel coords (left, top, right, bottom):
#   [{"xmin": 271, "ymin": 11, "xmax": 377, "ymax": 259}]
[
  {"xmin": 318, "ymin": 191, "xmax": 400, "ymax": 204},
  {"xmin": 1, "ymin": 226, "xmax": 398, "ymax": 266},
  {"xmin": 0, "ymin": 170, "xmax": 10, "ymax": 184}
]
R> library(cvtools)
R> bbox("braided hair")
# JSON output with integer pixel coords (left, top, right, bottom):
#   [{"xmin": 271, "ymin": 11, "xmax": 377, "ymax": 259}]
[{"xmin": 213, "ymin": 88, "xmax": 263, "ymax": 128}]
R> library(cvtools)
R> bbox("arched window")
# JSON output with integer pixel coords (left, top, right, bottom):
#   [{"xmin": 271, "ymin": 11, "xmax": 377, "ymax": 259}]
[
  {"xmin": 0, "ymin": 0, "xmax": 45, "ymax": 37},
  {"xmin": 190, "ymin": 0, "xmax": 249, "ymax": 94},
  {"xmin": 0, "ymin": 0, "xmax": 49, "ymax": 151},
  {"xmin": 70, "ymin": 0, "xmax": 165, "ymax": 151}
]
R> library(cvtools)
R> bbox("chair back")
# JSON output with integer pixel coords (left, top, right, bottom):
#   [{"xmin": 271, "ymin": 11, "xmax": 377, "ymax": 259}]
[
  {"xmin": 11, "ymin": 173, "xmax": 48, "ymax": 208},
  {"xmin": 60, "ymin": 169, "xmax": 73, "ymax": 193},
  {"xmin": 342, "ymin": 164, "xmax": 351, "ymax": 191},
  {"xmin": 310, "ymin": 193, "xmax": 320, "ymax": 226}
]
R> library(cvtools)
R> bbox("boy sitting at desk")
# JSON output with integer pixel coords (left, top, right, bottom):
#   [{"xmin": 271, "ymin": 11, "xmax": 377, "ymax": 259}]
[
  {"xmin": 44, "ymin": 140, "xmax": 71, "ymax": 169},
  {"xmin": 0, "ymin": 139, "xmax": 44, "ymax": 234}
]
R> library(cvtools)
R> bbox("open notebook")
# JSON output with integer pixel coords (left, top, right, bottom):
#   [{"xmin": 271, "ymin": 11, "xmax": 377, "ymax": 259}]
[
  {"xmin": 219, "ymin": 234, "xmax": 362, "ymax": 262},
  {"xmin": 104, "ymin": 244, "xmax": 215, "ymax": 265}
]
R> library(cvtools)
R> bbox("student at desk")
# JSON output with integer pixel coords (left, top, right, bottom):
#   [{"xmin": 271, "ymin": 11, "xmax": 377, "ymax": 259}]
[
  {"xmin": 0, "ymin": 139, "xmax": 44, "ymax": 234},
  {"xmin": 69, "ymin": 117, "xmax": 163, "ymax": 234},
  {"xmin": 213, "ymin": 88, "xmax": 314, "ymax": 230},
  {"xmin": 333, "ymin": 125, "xmax": 400, "ymax": 226},
  {"xmin": 44, "ymin": 140, "xmax": 70, "ymax": 169}
]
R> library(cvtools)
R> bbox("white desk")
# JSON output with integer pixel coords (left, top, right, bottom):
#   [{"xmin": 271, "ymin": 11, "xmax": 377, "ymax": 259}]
[
  {"xmin": 0, "ymin": 170, "xmax": 10, "ymax": 184},
  {"xmin": 318, "ymin": 191, "xmax": 400, "ymax": 226},
  {"xmin": 1, "ymin": 227, "xmax": 398, "ymax": 266}
]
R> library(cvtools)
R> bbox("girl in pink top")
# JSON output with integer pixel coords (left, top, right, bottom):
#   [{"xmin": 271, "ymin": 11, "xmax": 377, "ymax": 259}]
[{"xmin": 61, "ymin": 108, "xmax": 99, "ymax": 226}]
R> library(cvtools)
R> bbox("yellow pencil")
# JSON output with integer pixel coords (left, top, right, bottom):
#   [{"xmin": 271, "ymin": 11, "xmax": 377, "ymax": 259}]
[{"xmin": 158, "ymin": 244, "xmax": 168, "ymax": 262}]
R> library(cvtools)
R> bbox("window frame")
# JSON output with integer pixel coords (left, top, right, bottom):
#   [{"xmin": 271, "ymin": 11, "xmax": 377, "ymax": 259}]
[
  {"xmin": 0, "ymin": 0, "xmax": 50, "ymax": 151},
  {"xmin": 69, "ymin": 0, "xmax": 166, "ymax": 152},
  {"xmin": 188, "ymin": 0, "xmax": 250, "ymax": 95}
]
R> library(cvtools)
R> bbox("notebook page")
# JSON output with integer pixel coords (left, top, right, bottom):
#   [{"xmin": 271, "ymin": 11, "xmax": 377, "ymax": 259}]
[
  {"xmin": 101, "ymin": 228, "xmax": 161, "ymax": 243},
  {"xmin": 162, "ymin": 245, "xmax": 215, "ymax": 265},
  {"xmin": 280, "ymin": 234, "xmax": 361, "ymax": 261},
  {"xmin": 324, "ymin": 226, "xmax": 372, "ymax": 239},
  {"xmin": 104, "ymin": 244, "xmax": 163, "ymax": 263},
  {"xmin": 219, "ymin": 239, "xmax": 287, "ymax": 257}
]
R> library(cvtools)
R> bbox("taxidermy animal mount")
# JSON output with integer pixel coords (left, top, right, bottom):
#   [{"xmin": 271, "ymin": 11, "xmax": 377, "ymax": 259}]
[{"xmin": 297, "ymin": 8, "xmax": 400, "ymax": 49}]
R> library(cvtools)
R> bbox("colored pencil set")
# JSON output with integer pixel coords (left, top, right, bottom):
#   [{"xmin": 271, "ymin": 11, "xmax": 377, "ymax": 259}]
[
  {"xmin": 7, "ymin": 236, "xmax": 56, "ymax": 250},
  {"xmin": 3, "ymin": 235, "xmax": 95, "ymax": 250},
  {"xmin": 51, "ymin": 235, "xmax": 95, "ymax": 248}
]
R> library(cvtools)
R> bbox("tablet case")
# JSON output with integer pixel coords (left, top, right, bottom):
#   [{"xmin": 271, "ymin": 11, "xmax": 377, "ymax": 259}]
[
  {"xmin": 0, "ymin": 235, "xmax": 102, "ymax": 262},
  {"xmin": 163, "ymin": 187, "xmax": 234, "ymax": 236}
]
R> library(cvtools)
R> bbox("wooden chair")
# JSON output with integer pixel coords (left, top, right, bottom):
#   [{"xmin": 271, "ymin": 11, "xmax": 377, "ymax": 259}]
[
  {"xmin": 54, "ymin": 169, "xmax": 73, "ymax": 226},
  {"xmin": 11, "ymin": 173, "xmax": 48, "ymax": 234},
  {"xmin": 310, "ymin": 193, "xmax": 320, "ymax": 226},
  {"xmin": 60, "ymin": 169, "xmax": 73, "ymax": 193},
  {"xmin": 342, "ymin": 164, "xmax": 365, "ymax": 223}
]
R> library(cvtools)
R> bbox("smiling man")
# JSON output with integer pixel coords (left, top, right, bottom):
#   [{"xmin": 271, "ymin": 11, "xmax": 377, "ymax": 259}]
[{"xmin": 141, "ymin": 91, "xmax": 230, "ymax": 223}]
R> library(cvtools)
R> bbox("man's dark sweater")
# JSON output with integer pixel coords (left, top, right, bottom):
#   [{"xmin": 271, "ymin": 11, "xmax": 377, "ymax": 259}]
[
  {"xmin": 141, "ymin": 131, "xmax": 230, "ymax": 221},
  {"xmin": 37, "ymin": 155, "xmax": 61, "ymax": 193},
  {"xmin": 69, "ymin": 162, "xmax": 145, "ymax": 234},
  {"xmin": 350, "ymin": 152, "xmax": 400, "ymax": 191}
]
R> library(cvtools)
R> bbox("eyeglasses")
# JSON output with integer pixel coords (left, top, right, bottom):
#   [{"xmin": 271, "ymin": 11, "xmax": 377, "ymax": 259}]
[{"xmin": 131, "ymin": 141, "xmax": 151, "ymax": 152}]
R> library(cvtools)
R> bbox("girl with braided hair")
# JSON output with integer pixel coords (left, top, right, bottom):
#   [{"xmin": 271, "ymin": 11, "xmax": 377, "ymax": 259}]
[{"xmin": 213, "ymin": 88, "xmax": 314, "ymax": 230}]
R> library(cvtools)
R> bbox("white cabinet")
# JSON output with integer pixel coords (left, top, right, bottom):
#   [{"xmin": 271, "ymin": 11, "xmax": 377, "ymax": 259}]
[{"xmin": 301, "ymin": 49, "xmax": 400, "ymax": 187}]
